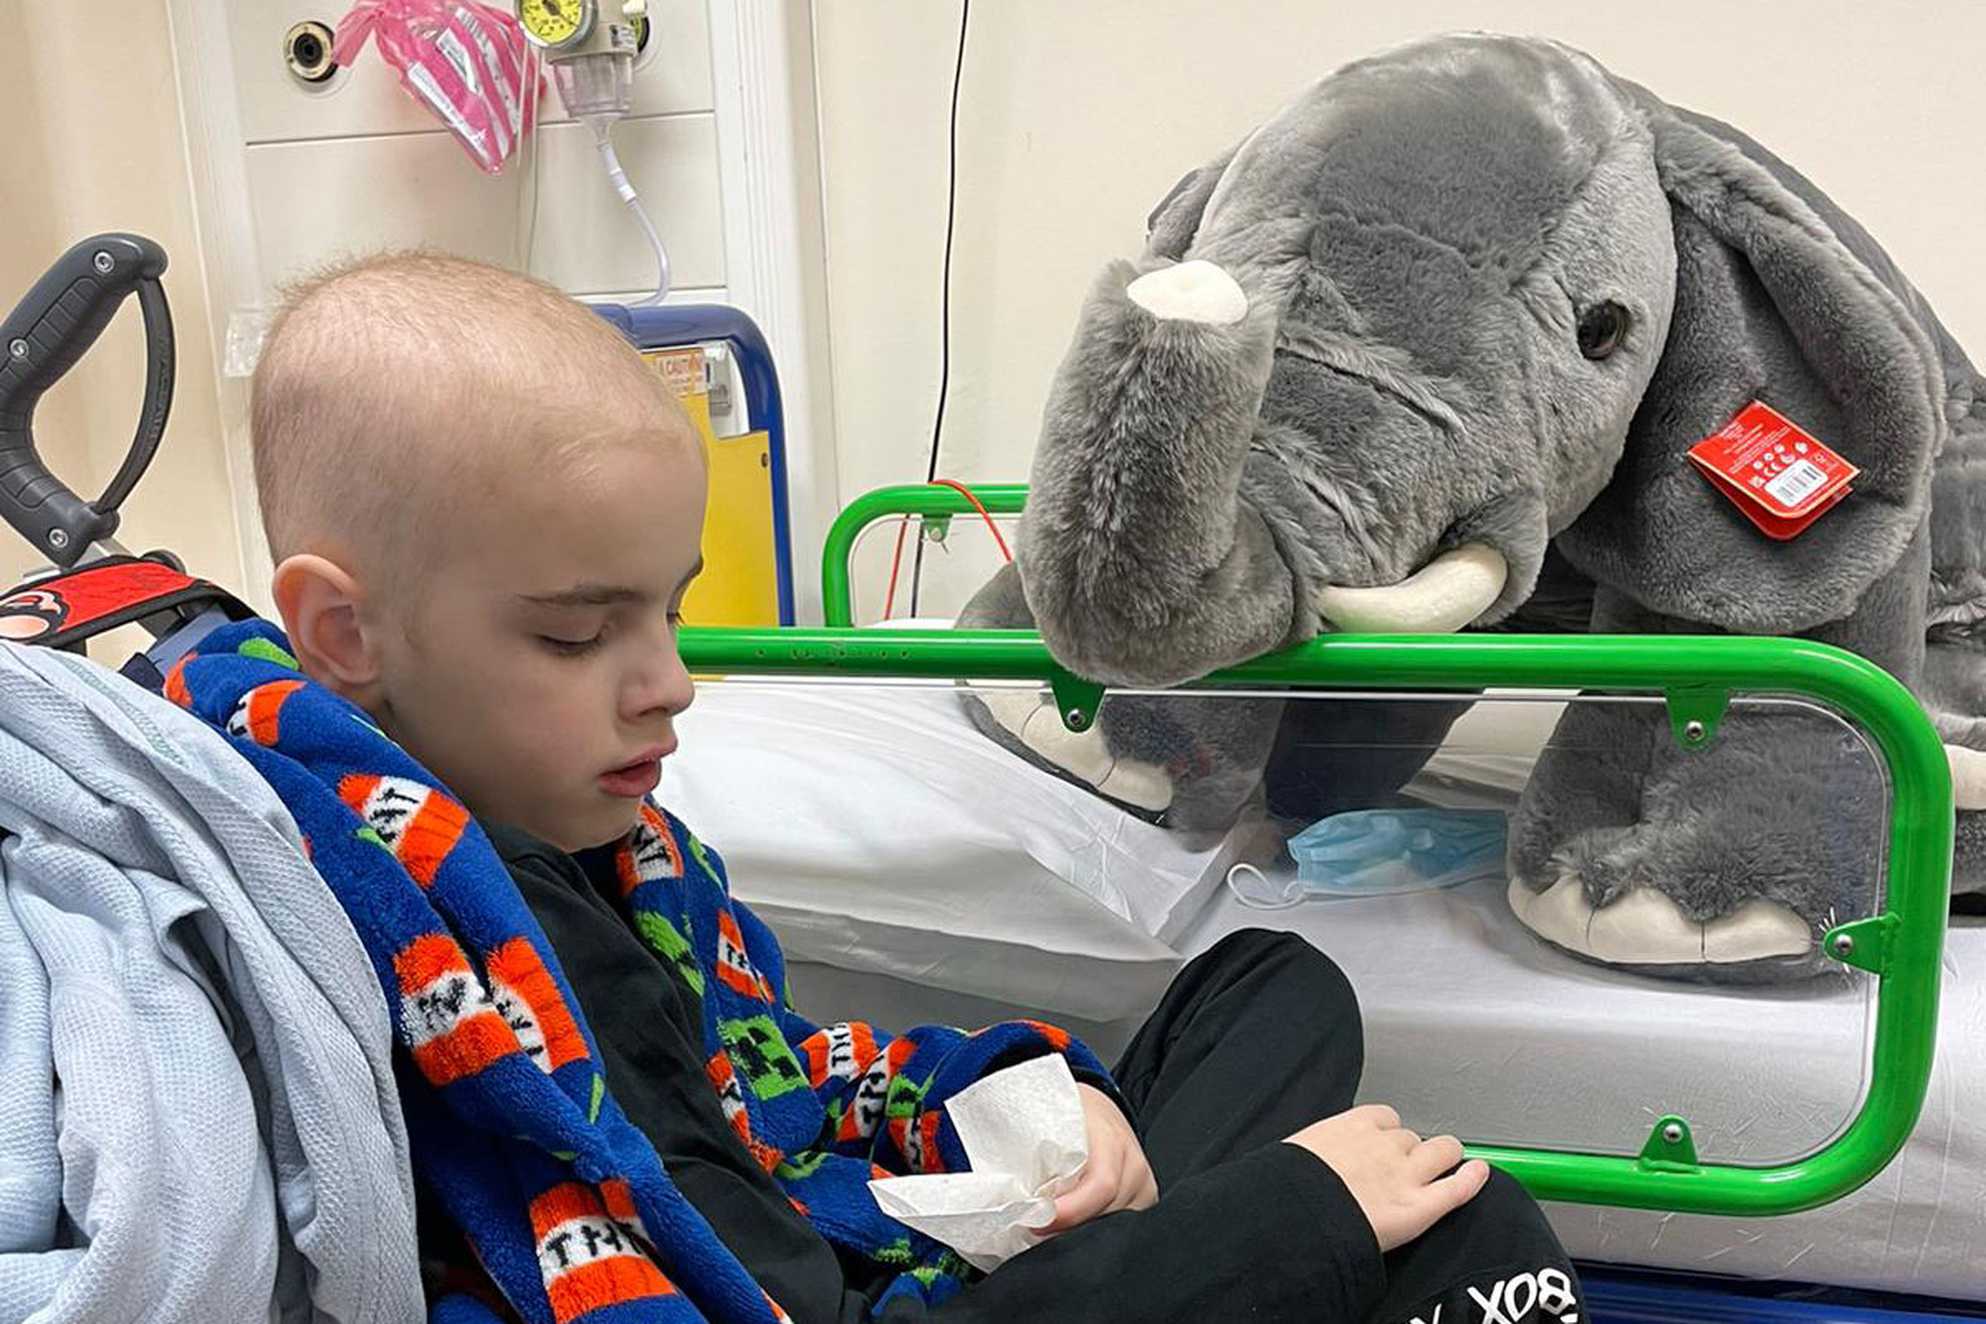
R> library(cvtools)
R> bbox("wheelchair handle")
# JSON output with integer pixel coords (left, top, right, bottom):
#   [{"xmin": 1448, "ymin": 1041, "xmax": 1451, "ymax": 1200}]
[{"xmin": 0, "ymin": 233, "xmax": 174, "ymax": 567}]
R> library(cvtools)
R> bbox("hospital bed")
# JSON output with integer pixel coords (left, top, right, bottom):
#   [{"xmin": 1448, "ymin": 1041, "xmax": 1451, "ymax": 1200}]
[
  {"xmin": 663, "ymin": 485, "xmax": 1981, "ymax": 1320},
  {"xmin": 673, "ymin": 674, "xmax": 1984, "ymax": 1305}
]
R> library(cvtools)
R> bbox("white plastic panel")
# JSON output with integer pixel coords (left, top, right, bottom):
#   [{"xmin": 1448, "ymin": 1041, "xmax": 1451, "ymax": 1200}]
[
  {"xmin": 247, "ymin": 114, "xmax": 725, "ymax": 293},
  {"xmin": 230, "ymin": 0, "xmax": 715, "ymax": 144}
]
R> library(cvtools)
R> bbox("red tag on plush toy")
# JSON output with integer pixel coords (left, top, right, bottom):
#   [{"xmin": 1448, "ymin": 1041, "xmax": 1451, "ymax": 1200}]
[{"xmin": 1687, "ymin": 401, "xmax": 1857, "ymax": 541}]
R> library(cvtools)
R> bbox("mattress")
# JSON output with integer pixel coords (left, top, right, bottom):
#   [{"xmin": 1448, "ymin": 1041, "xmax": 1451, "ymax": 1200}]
[
  {"xmin": 1178, "ymin": 888, "xmax": 1986, "ymax": 1303},
  {"xmin": 665, "ymin": 677, "xmax": 1986, "ymax": 1301}
]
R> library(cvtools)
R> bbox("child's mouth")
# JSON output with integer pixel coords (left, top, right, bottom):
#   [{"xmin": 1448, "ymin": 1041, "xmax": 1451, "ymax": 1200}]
[{"xmin": 600, "ymin": 746, "xmax": 670, "ymax": 798}]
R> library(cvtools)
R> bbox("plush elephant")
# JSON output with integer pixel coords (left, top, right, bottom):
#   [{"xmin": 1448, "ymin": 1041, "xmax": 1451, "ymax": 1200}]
[{"xmin": 958, "ymin": 31, "xmax": 1986, "ymax": 980}]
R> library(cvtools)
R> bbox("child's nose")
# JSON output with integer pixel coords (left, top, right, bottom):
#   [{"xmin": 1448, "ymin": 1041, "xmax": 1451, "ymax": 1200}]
[{"xmin": 627, "ymin": 646, "xmax": 695, "ymax": 721}]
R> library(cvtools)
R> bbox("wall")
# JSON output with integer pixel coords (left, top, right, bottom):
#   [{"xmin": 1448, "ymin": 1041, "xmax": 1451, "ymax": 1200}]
[
  {"xmin": 174, "ymin": 0, "xmax": 742, "ymax": 611},
  {"xmin": 4, "ymin": 1, "xmax": 750, "ymax": 623},
  {"xmin": 811, "ymin": 0, "xmax": 1986, "ymax": 616},
  {"xmin": 225, "ymin": 0, "xmax": 727, "ymax": 306},
  {"xmin": 0, "ymin": 5, "xmax": 238, "ymax": 612}
]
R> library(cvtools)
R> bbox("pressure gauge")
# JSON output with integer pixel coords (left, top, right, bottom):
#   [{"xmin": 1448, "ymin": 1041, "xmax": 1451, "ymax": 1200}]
[{"xmin": 517, "ymin": 0, "xmax": 593, "ymax": 50}]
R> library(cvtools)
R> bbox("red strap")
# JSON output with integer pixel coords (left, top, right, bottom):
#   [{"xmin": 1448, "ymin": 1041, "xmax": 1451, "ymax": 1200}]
[{"xmin": 0, "ymin": 559, "xmax": 245, "ymax": 651}]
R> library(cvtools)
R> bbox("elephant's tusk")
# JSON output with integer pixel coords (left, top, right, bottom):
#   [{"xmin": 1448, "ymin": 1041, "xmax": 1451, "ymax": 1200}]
[
  {"xmin": 1947, "ymin": 743, "xmax": 1986, "ymax": 810},
  {"xmin": 1315, "ymin": 543, "xmax": 1507, "ymax": 634}
]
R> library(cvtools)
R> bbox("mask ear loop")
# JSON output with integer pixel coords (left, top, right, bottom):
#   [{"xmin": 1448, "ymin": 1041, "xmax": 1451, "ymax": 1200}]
[{"xmin": 1225, "ymin": 861, "xmax": 1305, "ymax": 910}]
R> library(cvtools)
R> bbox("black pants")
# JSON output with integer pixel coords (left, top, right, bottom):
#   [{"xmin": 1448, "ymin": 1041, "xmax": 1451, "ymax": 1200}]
[{"xmin": 1114, "ymin": 930, "xmax": 1582, "ymax": 1324}]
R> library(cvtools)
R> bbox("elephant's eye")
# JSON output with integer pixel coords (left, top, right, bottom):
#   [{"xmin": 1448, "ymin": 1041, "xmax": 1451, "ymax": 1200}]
[{"xmin": 1577, "ymin": 301, "xmax": 1630, "ymax": 360}]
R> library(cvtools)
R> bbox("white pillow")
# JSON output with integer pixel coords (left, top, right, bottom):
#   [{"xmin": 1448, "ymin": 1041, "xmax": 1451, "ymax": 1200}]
[{"xmin": 662, "ymin": 680, "xmax": 1256, "ymax": 1020}]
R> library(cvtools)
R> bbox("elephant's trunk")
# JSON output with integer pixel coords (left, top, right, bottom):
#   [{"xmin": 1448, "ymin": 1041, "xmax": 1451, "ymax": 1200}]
[
  {"xmin": 1019, "ymin": 257, "xmax": 1511, "ymax": 687},
  {"xmin": 1018, "ymin": 257, "xmax": 1291, "ymax": 687}
]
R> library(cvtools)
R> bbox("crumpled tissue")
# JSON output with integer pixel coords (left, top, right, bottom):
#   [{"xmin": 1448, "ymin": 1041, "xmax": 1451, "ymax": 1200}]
[{"xmin": 867, "ymin": 1052, "xmax": 1091, "ymax": 1272}]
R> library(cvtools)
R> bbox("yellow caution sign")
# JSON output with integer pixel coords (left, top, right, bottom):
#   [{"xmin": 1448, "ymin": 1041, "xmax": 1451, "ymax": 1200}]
[{"xmin": 643, "ymin": 346, "xmax": 779, "ymax": 627}]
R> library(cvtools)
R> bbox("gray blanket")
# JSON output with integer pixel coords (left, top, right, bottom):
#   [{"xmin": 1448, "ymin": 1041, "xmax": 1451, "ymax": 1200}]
[{"xmin": 0, "ymin": 643, "xmax": 422, "ymax": 1322}]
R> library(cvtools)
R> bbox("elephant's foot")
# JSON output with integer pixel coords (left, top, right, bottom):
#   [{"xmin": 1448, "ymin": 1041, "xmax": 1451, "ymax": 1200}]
[
  {"xmin": 1508, "ymin": 872, "xmax": 1816, "ymax": 977},
  {"xmin": 974, "ymin": 689, "xmax": 1176, "ymax": 813}
]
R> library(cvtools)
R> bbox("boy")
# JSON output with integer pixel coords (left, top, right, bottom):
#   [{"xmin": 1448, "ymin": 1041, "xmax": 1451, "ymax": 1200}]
[{"xmin": 244, "ymin": 253, "xmax": 1580, "ymax": 1322}]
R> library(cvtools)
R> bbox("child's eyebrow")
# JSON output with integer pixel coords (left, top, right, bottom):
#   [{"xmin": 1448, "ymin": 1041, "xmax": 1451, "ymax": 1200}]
[
  {"xmin": 517, "ymin": 561, "xmax": 702, "ymax": 609},
  {"xmin": 517, "ymin": 585, "xmax": 652, "ymax": 608}
]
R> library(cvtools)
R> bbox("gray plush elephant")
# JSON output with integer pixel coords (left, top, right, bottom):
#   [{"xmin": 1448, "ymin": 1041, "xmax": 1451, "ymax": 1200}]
[{"xmin": 958, "ymin": 31, "xmax": 1986, "ymax": 981}]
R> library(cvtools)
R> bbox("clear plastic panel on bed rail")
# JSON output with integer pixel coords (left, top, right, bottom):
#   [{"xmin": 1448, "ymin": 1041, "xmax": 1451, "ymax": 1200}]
[{"xmin": 665, "ymin": 673, "xmax": 1887, "ymax": 1172}]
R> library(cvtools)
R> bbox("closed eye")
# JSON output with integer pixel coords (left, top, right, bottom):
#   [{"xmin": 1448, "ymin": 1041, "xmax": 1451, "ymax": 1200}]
[{"xmin": 540, "ymin": 632, "xmax": 606, "ymax": 657}]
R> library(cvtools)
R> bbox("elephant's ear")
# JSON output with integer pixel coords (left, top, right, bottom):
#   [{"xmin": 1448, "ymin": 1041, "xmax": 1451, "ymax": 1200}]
[
  {"xmin": 1144, "ymin": 143, "xmax": 1239, "ymax": 260},
  {"xmin": 1555, "ymin": 103, "xmax": 1948, "ymax": 634}
]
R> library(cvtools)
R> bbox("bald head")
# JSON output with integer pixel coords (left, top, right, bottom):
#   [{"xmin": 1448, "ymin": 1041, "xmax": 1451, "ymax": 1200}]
[{"xmin": 251, "ymin": 252, "xmax": 697, "ymax": 591}]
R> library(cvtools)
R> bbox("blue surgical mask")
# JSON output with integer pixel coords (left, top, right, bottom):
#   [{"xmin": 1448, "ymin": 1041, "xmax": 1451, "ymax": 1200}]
[{"xmin": 1226, "ymin": 808, "xmax": 1508, "ymax": 908}]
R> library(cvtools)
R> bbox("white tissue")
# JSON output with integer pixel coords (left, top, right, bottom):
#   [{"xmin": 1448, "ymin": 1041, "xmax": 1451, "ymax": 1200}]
[{"xmin": 867, "ymin": 1052, "xmax": 1091, "ymax": 1272}]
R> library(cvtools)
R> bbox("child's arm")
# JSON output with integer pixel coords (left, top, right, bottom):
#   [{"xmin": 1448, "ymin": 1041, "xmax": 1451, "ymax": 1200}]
[{"xmin": 728, "ymin": 898, "xmax": 1126, "ymax": 1176}]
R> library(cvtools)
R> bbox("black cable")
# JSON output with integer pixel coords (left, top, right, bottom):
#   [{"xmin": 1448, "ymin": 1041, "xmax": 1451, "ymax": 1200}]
[{"xmin": 910, "ymin": 0, "xmax": 969, "ymax": 617}]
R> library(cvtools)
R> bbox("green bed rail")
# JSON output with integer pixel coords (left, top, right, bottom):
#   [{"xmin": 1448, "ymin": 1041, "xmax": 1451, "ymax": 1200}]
[
  {"xmin": 820, "ymin": 483, "xmax": 1027, "ymax": 627},
  {"xmin": 687, "ymin": 485, "xmax": 1952, "ymax": 1218}
]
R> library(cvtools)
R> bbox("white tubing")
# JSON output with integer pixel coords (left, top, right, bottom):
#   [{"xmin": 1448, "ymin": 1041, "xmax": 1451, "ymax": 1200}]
[{"xmin": 593, "ymin": 124, "xmax": 671, "ymax": 307}]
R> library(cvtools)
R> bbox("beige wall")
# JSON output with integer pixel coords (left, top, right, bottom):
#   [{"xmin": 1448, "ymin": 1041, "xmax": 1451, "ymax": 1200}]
[
  {"xmin": 11, "ymin": 5, "xmax": 1978, "ymax": 632},
  {"xmin": 227, "ymin": 0, "xmax": 724, "ymax": 303},
  {"xmin": 0, "ymin": 3, "xmax": 239, "ymax": 614},
  {"xmin": 812, "ymin": 1, "xmax": 1986, "ymax": 611}
]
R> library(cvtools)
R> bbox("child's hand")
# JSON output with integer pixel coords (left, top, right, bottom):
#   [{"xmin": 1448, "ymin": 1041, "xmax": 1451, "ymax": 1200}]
[
  {"xmin": 1041, "ymin": 1083, "xmax": 1159, "ymax": 1233},
  {"xmin": 1283, "ymin": 1105, "xmax": 1489, "ymax": 1253}
]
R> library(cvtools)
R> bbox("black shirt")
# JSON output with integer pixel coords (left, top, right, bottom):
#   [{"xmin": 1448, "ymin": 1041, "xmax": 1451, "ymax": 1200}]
[{"xmin": 489, "ymin": 824, "xmax": 1380, "ymax": 1323}]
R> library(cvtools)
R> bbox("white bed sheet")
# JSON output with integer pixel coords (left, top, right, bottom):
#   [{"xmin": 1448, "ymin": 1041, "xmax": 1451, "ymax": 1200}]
[
  {"xmin": 1179, "ymin": 888, "xmax": 1986, "ymax": 1302},
  {"xmin": 666, "ymin": 679, "xmax": 1986, "ymax": 1300}
]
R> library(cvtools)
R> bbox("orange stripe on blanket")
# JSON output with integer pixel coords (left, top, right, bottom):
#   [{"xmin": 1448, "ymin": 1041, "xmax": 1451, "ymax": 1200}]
[
  {"xmin": 531, "ymin": 1182, "xmax": 611, "ymax": 1240},
  {"xmin": 546, "ymin": 1258, "xmax": 674, "ymax": 1324},
  {"xmin": 394, "ymin": 933, "xmax": 519, "ymax": 1086},
  {"xmin": 918, "ymin": 1111, "xmax": 947, "ymax": 1174},
  {"xmin": 1013, "ymin": 1019, "xmax": 1073, "ymax": 1052},
  {"xmin": 617, "ymin": 804, "xmax": 686, "ymax": 897},
  {"xmin": 487, "ymin": 937, "xmax": 589, "ymax": 1072},
  {"xmin": 599, "ymin": 1178, "xmax": 644, "ymax": 1233},
  {"xmin": 394, "ymin": 933, "xmax": 472, "ymax": 995},
  {"xmin": 336, "ymin": 774, "xmax": 470, "ymax": 887},
  {"xmin": 246, "ymin": 679, "xmax": 304, "ymax": 745},
  {"xmin": 162, "ymin": 655, "xmax": 195, "ymax": 709},
  {"xmin": 531, "ymin": 1182, "xmax": 675, "ymax": 1324},
  {"xmin": 801, "ymin": 1022, "xmax": 883, "ymax": 1088},
  {"xmin": 398, "ymin": 793, "xmax": 470, "ymax": 885},
  {"xmin": 408, "ymin": 1012, "xmax": 516, "ymax": 1087},
  {"xmin": 714, "ymin": 909, "xmax": 775, "ymax": 1002},
  {"xmin": 337, "ymin": 773, "xmax": 381, "ymax": 819}
]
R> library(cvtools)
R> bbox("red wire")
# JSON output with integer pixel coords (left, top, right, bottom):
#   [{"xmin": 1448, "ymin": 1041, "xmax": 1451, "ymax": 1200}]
[
  {"xmin": 929, "ymin": 478, "xmax": 1013, "ymax": 562},
  {"xmin": 881, "ymin": 520, "xmax": 911, "ymax": 621},
  {"xmin": 878, "ymin": 480, "xmax": 1012, "ymax": 621}
]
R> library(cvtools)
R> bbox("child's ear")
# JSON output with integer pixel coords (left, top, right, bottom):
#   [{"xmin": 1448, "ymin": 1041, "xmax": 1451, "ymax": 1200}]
[{"xmin": 271, "ymin": 553, "xmax": 383, "ymax": 699}]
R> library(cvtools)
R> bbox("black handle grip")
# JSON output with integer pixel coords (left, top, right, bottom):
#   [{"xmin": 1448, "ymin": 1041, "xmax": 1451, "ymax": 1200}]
[{"xmin": 0, "ymin": 233, "xmax": 174, "ymax": 566}]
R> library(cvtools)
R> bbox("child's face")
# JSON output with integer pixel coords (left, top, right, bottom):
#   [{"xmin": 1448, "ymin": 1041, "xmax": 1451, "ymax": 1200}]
[{"xmin": 374, "ymin": 434, "xmax": 707, "ymax": 851}]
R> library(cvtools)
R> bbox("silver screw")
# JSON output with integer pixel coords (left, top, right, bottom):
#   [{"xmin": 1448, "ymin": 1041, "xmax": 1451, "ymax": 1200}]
[
  {"xmin": 1662, "ymin": 1122, "xmax": 1684, "ymax": 1144},
  {"xmin": 46, "ymin": 529, "xmax": 70, "ymax": 551},
  {"xmin": 1065, "ymin": 707, "xmax": 1087, "ymax": 730},
  {"xmin": 8, "ymin": 339, "xmax": 26, "ymax": 360},
  {"xmin": 1833, "ymin": 933, "xmax": 1855, "ymax": 957},
  {"xmin": 92, "ymin": 250, "xmax": 114, "ymax": 274},
  {"xmin": 1683, "ymin": 719, "xmax": 1707, "ymax": 742}
]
